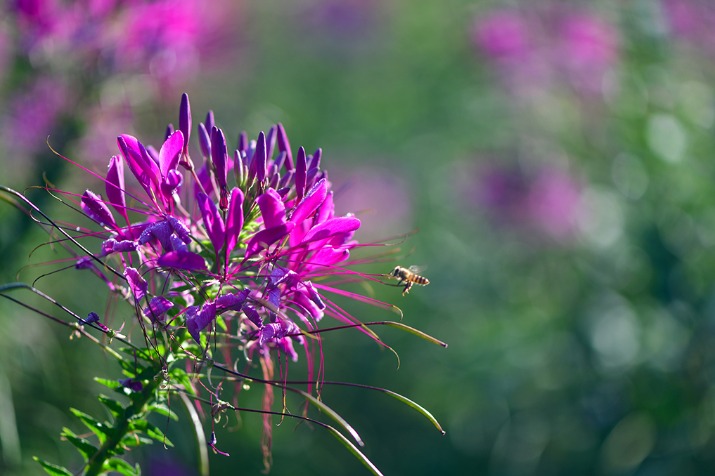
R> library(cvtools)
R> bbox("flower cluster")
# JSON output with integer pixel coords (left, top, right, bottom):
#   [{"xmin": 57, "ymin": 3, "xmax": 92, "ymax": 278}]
[{"xmin": 78, "ymin": 93, "xmax": 368, "ymax": 363}]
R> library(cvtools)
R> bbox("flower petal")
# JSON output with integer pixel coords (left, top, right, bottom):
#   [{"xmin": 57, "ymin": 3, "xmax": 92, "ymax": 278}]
[
  {"xmin": 295, "ymin": 146, "xmax": 307, "ymax": 201},
  {"xmin": 179, "ymin": 92, "xmax": 191, "ymax": 156},
  {"xmin": 211, "ymin": 126, "xmax": 228, "ymax": 191},
  {"xmin": 105, "ymin": 155, "xmax": 127, "ymax": 219},
  {"xmin": 158, "ymin": 250, "xmax": 207, "ymax": 271},
  {"xmin": 276, "ymin": 123, "xmax": 294, "ymax": 170},
  {"xmin": 256, "ymin": 188, "xmax": 286, "ymax": 229},
  {"xmin": 225, "ymin": 187, "xmax": 244, "ymax": 257},
  {"xmin": 185, "ymin": 302, "xmax": 217, "ymax": 343},
  {"xmin": 81, "ymin": 190, "xmax": 117, "ymax": 229},
  {"xmin": 159, "ymin": 130, "xmax": 183, "ymax": 178},
  {"xmin": 291, "ymin": 178, "xmax": 327, "ymax": 226},
  {"xmin": 124, "ymin": 267, "xmax": 148, "ymax": 302},
  {"xmin": 245, "ymin": 222, "xmax": 294, "ymax": 259},
  {"xmin": 197, "ymin": 192, "xmax": 226, "ymax": 252}
]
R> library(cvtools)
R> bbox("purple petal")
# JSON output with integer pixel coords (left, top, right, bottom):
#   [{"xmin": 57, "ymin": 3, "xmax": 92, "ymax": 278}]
[
  {"xmin": 138, "ymin": 220, "xmax": 172, "ymax": 249},
  {"xmin": 197, "ymin": 192, "xmax": 226, "ymax": 252},
  {"xmin": 256, "ymin": 188, "xmax": 286, "ymax": 229},
  {"xmin": 105, "ymin": 155, "xmax": 127, "ymax": 219},
  {"xmin": 211, "ymin": 126, "xmax": 228, "ymax": 191},
  {"xmin": 179, "ymin": 93, "xmax": 191, "ymax": 156},
  {"xmin": 233, "ymin": 149, "xmax": 244, "ymax": 185},
  {"xmin": 290, "ymin": 178, "xmax": 328, "ymax": 226},
  {"xmin": 101, "ymin": 238, "xmax": 137, "ymax": 256},
  {"xmin": 253, "ymin": 131, "xmax": 267, "ymax": 182},
  {"xmin": 158, "ymin": 250, "xmax": 207, "ymax": 271},
  {"xmin": 85, "ymin": 312, "xmax": 100, "ymax": 324},
  {"xmin": 194, "ymin": 162, "xmax": 215, "ymax": 199},
  {"xmin": 308, "ymin": 148, "xmax": 322, "ymax": 170},
  {"xmin": 276, "ymin": 123, "xmax": 294, "ymax": 170},
  {"xmin": 198, "ymin": 123, "xmax": 211, "ymax": 158},
  {"xmin": 159, "ymin": 130, "xmax": 183, "ymax": 178},
  {"xmin": 265, "ymin": 126, "xmax": 277, "ymax": 165},
  {"xmin": 185, "ymin": 302, "xmax": 217, "ymax": 343},
  {"xmin": 81, "ymin": 190, "xmax": 117, "ymax": 229},
  {"xmin": 168, "ymin": 216, "xmax": 191, "ymax": 244},
  {"xmin": 143, "ymin": 296, "xmax": 174, "ymax": 323},
  {"xmin": 204, "ymin": 111, "xmax": 215, "ymax": 134},
  {"xmin": 245, "ymin": 222, "xmax": 294, "ymax": 258},
  {"xmin": 216, "ymin": 290, "xmax": 250, "ymax": 313},
  {"xmin": 124, "ymin": 267, "xmax": 148, "ymax": 302},
  {"xmin": 225, "ymin": 187, "xmax": 244, "ymax": 258},
  {"xmin": 238, "ymin": 131, "xmax": 248, "ymax": 153},
  {"xmin": 242, "ymin": 304, "xmax": 262, "ymax": 327},
  {"xmin": 295, "ymin": 146, "xmax": 307, "ymax": 201}
]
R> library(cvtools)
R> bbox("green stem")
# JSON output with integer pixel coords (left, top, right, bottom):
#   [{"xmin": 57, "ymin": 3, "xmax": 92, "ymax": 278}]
[{"xmin": 84, "ymin": 371, "xmax": 162, "ymax": 476}]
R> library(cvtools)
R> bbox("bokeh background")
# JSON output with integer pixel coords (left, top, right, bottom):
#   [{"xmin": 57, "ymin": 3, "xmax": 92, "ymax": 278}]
[{"xmin": 2, "ymin": 0, "xmax": 715, "ymax": 474}]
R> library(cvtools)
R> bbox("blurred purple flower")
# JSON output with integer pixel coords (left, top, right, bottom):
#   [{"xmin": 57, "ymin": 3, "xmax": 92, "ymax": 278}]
[
  {"xmin": 662, "ymin": 0, "xmax": 715, "ymax": 53},
  {"xmin": 472, "ymin": 162, "xmax": 583, "ymax": 241},
  {"xmin": 1, "ymin": 78, "xmax": 70, "ymax": 155}
]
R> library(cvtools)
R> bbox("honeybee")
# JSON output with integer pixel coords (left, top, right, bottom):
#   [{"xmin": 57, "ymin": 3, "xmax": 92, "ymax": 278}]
[{"xmin": 389, "ymin": 266, "xmax": 430, "ymax": 296}]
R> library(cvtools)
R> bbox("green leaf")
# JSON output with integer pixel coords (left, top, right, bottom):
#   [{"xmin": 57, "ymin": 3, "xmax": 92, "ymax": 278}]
[
  {"xmin": 380, "ymin": 389, "xmax": 446, "ymax": 435},
  {"xmin": 98, "ymin": 394, "xmax": 125, "ymax": 419},
  {"xmin": 323, "ymin": 425, "xmax": 384, "ymax": 476},
  {"xmin": 120, "ymin": 433, "xmax": 154, "ymax": 449},
  {"xmin": 95, "ymin": 377, "xmax": 122, "ymax": 391},
  {"xmin": 169, "ymin": 367, "xmax": 196, "ymax": 396},
  {"xmin": 147, "ymin": 403, "xmax": 179, "ymax": 421},
  {"xmin": 32, "ymin": 456, "xmax": 73, "ymax": 476},
  {"xmin": 130, "ymin": 420, "xmax": 174, "ymax": 447},
  {"xmin": 380, "ymin": 321, "xmax": 448, "ymax": 347},
  {"xmin": 69, "ymin": 408, "xmax": 110, "ymax": 444},
  {"xmin": 104, "ymin": 457, "xmax": 140, "ymax": 476},
  {"xmin": 60, "ymin": 427, "xmax": 98, "ymax": 461}
]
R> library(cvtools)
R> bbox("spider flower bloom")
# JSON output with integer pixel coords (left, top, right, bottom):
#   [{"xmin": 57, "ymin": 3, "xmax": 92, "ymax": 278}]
[{"xmin": 72, "ymin": 93, "xmax": 395, "ymax": 428}]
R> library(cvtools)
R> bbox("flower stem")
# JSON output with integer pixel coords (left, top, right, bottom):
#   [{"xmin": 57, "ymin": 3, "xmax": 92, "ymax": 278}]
[{"xmin": 84, "ymin": 370, "xmax": 162, "ymax": 476}]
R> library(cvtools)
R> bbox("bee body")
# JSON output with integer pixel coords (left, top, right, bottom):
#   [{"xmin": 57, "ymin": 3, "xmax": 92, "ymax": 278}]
[{"xmin": 390, "ymin": 266, "xmax": 430, "ymax": 295}]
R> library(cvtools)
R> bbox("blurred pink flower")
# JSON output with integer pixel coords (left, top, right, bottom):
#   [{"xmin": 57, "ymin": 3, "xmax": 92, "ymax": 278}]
[
  {"xmin": 11, "ymin": 0, "xmax": 240, "ymax": 90},
  {"xmin": 471, "ymin": 9, "xmax": 533, "ymax": 64},
  {"xmin": 472, "ymin": 6, "xmax": 619, "ymax": 96}
]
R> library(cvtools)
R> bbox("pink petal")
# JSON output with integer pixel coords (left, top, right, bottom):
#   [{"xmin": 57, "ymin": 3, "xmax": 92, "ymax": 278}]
[
  {"xmin": 159, "ymin": 130, "xmax": 183, "ymax": 178},
  {"xmin": 291, "ymin": 178, "xmax": 327, "ymax": 226},
  {"xmin": 256, "ymin": 188, "xmax": 286, "ymax": 229}
]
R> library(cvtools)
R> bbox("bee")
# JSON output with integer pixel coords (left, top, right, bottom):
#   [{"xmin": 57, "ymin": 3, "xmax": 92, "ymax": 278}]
[{"xmin": 389, "ymin": 266, "xmax": 430, "ymax": 295}]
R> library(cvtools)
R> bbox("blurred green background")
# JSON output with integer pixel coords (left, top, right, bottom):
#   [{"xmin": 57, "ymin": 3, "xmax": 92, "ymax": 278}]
[{"xmin": 3, "ymin": 0, "xmax": 715, "ymax": 474}]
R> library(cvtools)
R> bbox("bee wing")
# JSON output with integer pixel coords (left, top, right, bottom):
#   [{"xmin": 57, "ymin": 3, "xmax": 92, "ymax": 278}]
[{"xmin": 408, "ymin": 265, "xmax": 427, "ymax": 273}]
